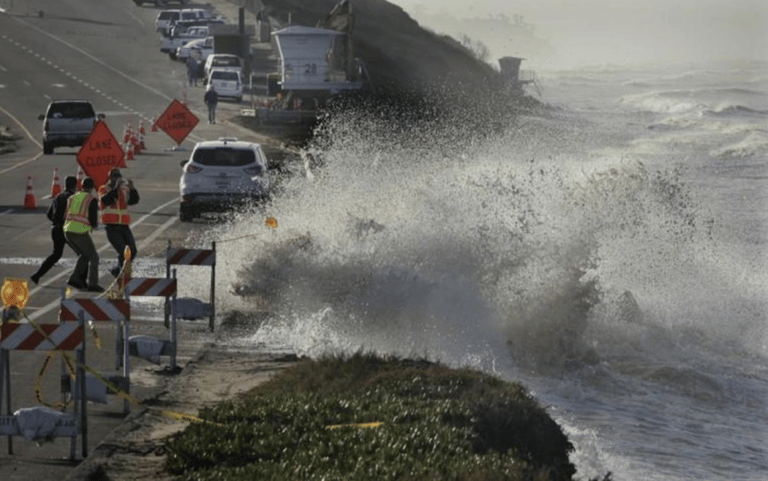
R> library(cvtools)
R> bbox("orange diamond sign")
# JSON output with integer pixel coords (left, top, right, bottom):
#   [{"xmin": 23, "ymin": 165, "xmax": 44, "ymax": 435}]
[
  {"xmin": 76, "ymin": 120, "xmax": 125, "ymax": 187},
  {"xmin": 155, "ymin": 99, "xmax": 199, "ymax": 145}
]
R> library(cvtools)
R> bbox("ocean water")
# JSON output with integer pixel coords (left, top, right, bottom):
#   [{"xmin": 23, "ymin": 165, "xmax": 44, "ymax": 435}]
[{"xmin": 196, "ymin": 61, "xmax": 768, "ymax": 480}]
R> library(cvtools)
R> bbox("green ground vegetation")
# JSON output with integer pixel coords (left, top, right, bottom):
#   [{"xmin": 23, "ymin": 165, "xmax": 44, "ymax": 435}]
[{"xmin": 165, "ymin": 352, "xmax": 607, "ymax": 480}]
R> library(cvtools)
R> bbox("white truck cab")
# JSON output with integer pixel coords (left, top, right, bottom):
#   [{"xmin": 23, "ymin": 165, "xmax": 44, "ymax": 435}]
[{"xmin": 160, "ymin": 25, "xmax": 209, "ymax": 58}]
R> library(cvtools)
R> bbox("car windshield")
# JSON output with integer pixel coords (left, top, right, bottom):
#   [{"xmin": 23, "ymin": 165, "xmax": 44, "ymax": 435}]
[
  {"xmin": 213, "ymin": 57, "xmax": 240, "ymax": 67},
  {"xmin": 193, "ymin": 147, "xmax": 254, "ymax": 166},
  {"xmin": 211, "ymin": 71, "xmax": 239, "ymax": 81},
  {"xmin": 48, "ymin": 103, "xmax": 95, "ymax": 119}
]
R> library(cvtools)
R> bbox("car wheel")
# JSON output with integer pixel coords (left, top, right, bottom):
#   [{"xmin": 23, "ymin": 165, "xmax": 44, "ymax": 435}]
[
  {"xmin": 235, "ymin": 96, "xmax": 243, "ymax": 103},
  {"xmin": 43, "ymin": 141, "xmax": 53, "ymax": 155},
  {"xmin": 179, "ymin": 205, "xmax": 194, "ymax": 222},
  {"xmin": 169, "ymin": 52, "xmax": 177, "ymax": 61}
]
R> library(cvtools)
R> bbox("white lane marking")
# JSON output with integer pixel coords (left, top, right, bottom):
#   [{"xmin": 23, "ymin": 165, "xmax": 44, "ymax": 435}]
[{"xmin": 9, "ymin": 15, "xmax": 173, "ymax": 102}]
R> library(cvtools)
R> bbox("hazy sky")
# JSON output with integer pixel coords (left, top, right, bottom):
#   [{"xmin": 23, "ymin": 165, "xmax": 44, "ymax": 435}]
[{"xmin": 390, "ymin": 0, "xmax": 767, "ymax": 67}]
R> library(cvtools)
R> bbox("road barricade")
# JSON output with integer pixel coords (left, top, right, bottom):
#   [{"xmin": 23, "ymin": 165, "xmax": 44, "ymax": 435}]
[
  {"xmin": 59, "ymin": 298, "xmax": 132, "ymax": 414},
  {"xmin": 166, "ymin": 241, "xmax": 216, "ymax": 331},
  {"xmin": 124, "ymin": 276, "xmax": 179, "ymax": 370},
  {"xmin": 0, "ymin": 319, "xmax": 87, "ymax": 459}
]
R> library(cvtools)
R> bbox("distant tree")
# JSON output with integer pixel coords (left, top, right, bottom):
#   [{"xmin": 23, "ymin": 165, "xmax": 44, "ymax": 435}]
[{"xmin": 459, "ymin": 34, "xmax": 490, "ymax": 63}]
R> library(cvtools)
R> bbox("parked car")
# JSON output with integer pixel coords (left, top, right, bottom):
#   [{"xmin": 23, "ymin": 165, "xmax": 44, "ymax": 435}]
[
  {"xmin": 179, "ymin": 138, "xmax": 270, "ymax": 221},
  {"xmin": 160, "ymin": 25, "xmax": 208, "ymax": 58},
  {"xmin": 38, "ymin": 100, "xmax": 104, "ymax": 155},
  {"xmin": 155, "ymin": 8, "xmax": 212, "ymax": 35},
  {"xmin": 203, "ymin": 53, "xmax": 242, "ymax": 80},
  {"xmin": 135, "ymin": 0, "xmax": 187, "ymax": 6},
  {"xmin": 176, "ymin": 36, "xmax": 214, "ymax": 63},
  {"xmin": 207, "ymin": 69, "xmax": 243, "ymax": 102}
]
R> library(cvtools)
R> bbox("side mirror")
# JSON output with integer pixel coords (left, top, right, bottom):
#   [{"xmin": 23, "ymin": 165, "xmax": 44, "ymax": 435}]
[
  {"xmin": 180, "ymin": 160, "xmax": 187, "ymax": 167},
  {"xmin": 97, "ymin": 113, "xmax": 106, "ymax": 120},
  {"xmin": 38, "ymin": 114, "xmax": 45, "ymax": 120}
]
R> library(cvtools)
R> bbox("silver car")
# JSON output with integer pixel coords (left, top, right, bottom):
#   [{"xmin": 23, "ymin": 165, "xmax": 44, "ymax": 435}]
[
  {"xmin": 179, "ymin": 138, "xmax": 270, "ymax": 221},
  {"xmin": 38, "ymin": 100, "xmax": 105, "ymax": 154}
]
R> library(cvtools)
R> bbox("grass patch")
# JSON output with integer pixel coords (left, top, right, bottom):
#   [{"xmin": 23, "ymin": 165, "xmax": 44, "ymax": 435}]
[{"xmin": 165, "ymin": 352, "xmax": 601, "ymax": 480}]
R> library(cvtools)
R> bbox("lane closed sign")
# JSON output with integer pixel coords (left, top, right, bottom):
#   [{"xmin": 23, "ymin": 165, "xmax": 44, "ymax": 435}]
[
  {"xmin": 155, "ymin": 99, "xmax": 199, "ymax": 145},
  {"xmin": 76, "ymin": 120, "xmax": 125, "ymax": 187}
]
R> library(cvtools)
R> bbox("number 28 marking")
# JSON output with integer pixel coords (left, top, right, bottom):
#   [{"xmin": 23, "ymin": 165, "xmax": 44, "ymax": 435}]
[{"xmin": 304, "ymin": 63, "xmax": 317, "ymax": 75}]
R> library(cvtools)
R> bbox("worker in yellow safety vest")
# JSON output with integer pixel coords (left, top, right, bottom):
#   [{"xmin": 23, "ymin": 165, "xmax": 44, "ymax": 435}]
[
  {"xmin": 99, "ymin": 168, "xmax": 139, "ymax": 278},
  {"xmin": 63, "ymin": 177, "xmax": 104, "ymax": 292}
]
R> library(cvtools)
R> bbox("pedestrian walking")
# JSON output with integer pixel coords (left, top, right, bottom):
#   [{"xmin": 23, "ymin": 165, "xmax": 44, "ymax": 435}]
[
  {"xmin": 204, "ymin": 83, "xmax": 218, "ymax": 124},
  {"xmin": 30, "ymin": 175, "xmax": 77, "ymax": 285},
  {"xmin": 98, "ymin": 168, "xmax": 139, "ymax": 278},
  {"xmin": 187, "ymin": 55, "xmax": 199, "ymax": 86},
  {"xmin": 63, "ymin": 177, "xmax": 103, "ymax": 292}
]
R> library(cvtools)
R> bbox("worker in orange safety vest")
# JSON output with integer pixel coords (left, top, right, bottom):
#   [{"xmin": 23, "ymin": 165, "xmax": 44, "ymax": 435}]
[{"xmin": 99, "ymin": 168, "xmax": 139, "ymax": 278}]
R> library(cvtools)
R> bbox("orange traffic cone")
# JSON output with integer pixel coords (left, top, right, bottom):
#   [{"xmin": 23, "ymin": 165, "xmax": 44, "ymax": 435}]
[
  {"xmin": 24, "ymin": 175, "xmax": 37, "ymax": 209},
  {"xmin": 123, "ymin": 124, "xmax": 131, "ymax": 144},
  {"xmin": 139, "ymin": 120, "xmax": 146, "ymax": 150},
  {"xmin": 50, "ymin": 166, "xmax": 62, "ymax": 198},
  {"xmin": 125, "ymin": 142, "xmax": 134, "ymax": 161},
  {"xmin": 151, "ymin": 115, "xmax": 158, "ymax": 132},
  {"xmin": 76, "ymin": 165, "xmax": 84, "ymax": 190}
]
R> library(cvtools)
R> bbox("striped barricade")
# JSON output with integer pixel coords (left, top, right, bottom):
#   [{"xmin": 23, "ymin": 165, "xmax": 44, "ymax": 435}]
[
  {"xmin": 167, "ymin": 241, "xmax": 216, "ymax": 331},
  {"xmin": 60, "ymin": 298, "xmax": 132, "ymax": 414},
  {"xmin": 0, "ymin": 320, "xmax": 87, "ymax": 459},
  {"xmin": 125, "ymin": 277, "xmax": 179, "ymax": 370}
]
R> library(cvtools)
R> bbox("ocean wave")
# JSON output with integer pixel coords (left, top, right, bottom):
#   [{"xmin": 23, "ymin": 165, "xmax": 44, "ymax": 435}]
[
  {"xmin": 619, "ymin": 92, "xmax": 707, "ymax": 114},
  {"xmin": 703, "ymin": 104, "xmax": 768, "ymax": 117},
  {"xmin": 709, "ymin": 132, "xmax": 768, "ymax": 158}
]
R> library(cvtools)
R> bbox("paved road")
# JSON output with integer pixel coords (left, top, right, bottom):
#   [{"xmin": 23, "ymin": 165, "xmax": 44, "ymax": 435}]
[{"xmin": 0, "ymin": 1, "xmax": 282, "ymax": 478}]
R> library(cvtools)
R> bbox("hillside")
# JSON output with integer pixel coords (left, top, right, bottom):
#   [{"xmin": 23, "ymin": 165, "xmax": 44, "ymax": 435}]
[{"xmin": 259, "ymin": 0, "xmax": 505, "ymax": 94}]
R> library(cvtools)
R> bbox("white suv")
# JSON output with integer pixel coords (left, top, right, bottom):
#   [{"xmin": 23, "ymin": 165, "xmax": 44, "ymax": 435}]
[
  {"xmin": 203, "ymin": 54, "xmax": 242, "ymax": 80},
  {"xmin": 207, "ymin": 69, "xmax": 243, "ymax": 102},
  {"xmin": 179, "ymin": 138, "xmax": 270, "ymax": 221}
]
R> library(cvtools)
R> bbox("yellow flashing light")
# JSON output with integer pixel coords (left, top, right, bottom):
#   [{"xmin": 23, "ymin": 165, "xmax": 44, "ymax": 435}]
[
  {"xmin": 2, "ymin": 278, "xmax": 29, "ymax": 309},
  {"xmin": 265, "ymin": 217, "xmax": 278, "ymax": 229}
]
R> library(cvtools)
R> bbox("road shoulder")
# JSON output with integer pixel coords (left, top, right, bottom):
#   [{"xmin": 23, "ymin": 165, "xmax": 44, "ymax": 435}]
[{"xmin": 66, "ymin": 344, "xmax": 296, "ymax": 481}]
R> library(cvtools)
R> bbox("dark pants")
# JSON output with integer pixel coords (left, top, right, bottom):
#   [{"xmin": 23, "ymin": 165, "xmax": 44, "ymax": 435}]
[
  {"xmin": 65, "ymin": 232, "xmax": 99, "ymax": 288},
  {"xmin": 31, "ymin": 226, "xmax": 70, "ymax": 282},
  {"xmin": 206, "ymin": 103, "xmax": 216, "ymax": 123},
  {"xmin": 106, "ymin": 224, "xmax": 137, "ymax": 273}
]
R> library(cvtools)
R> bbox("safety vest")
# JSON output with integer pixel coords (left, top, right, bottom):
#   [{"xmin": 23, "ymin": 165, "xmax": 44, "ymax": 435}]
[
  {"xmin": 99, "ymin": 184, "xmax": 131, "ymax": 225},
  {"xmin": 63, "ymin": 192, "xmax": 95, "ymax": 234}
]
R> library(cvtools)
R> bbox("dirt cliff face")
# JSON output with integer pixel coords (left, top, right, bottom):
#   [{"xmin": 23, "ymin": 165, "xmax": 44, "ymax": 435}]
[{"xmin": 260, "ymin": 0, "xmax": 501, "ymax": 93}]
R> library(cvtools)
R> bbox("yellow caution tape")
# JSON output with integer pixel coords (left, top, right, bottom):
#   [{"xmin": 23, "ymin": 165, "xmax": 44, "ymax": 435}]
[
  {"xmin": 327, "ymin": 422, "xmax": 383, "ymax": 430},
  {"xmin": 87, "ymin": 320, "xmax": 102, "ymax": 350},
  {"xmin": 33, "ymin": 351, "xmax": 72, "ymax": 409},
  {"xmin": 23, "ymin": 311, "xmax": 218, "ymax": 427}
]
